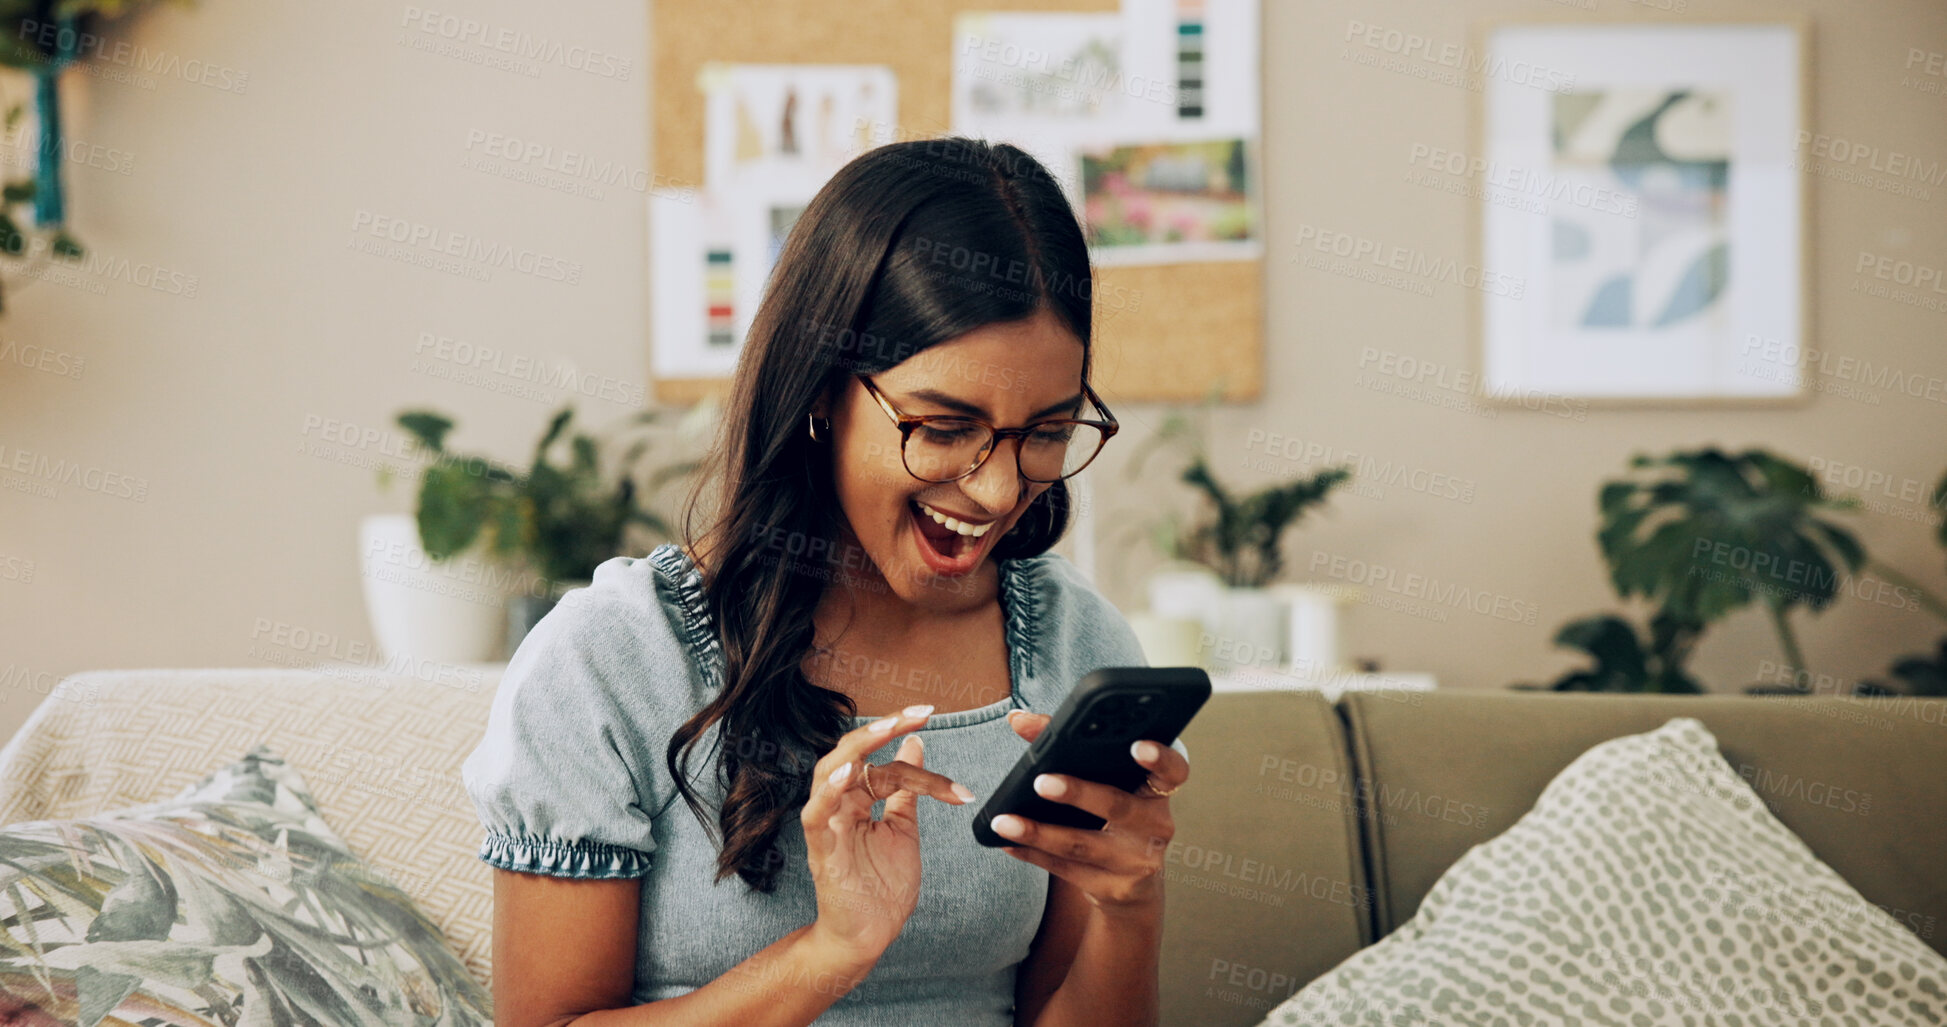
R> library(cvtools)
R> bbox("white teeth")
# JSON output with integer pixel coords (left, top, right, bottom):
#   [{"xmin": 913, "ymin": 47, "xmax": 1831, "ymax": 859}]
[{"xmin": 914, "ymin": 500, "xmax": 992, "ymax": 538}]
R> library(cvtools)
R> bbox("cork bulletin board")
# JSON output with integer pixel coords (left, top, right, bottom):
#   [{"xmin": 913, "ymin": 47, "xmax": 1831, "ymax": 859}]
[{"xmin": 648, "ymin": 0, "xmax": 1265, "ymax": 405}]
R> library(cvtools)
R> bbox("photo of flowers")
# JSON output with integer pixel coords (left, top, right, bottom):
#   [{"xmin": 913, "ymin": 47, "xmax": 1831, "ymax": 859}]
[{"xmin": 1079, "ymin": 138, "xmax": 1259, "ymax": 264}]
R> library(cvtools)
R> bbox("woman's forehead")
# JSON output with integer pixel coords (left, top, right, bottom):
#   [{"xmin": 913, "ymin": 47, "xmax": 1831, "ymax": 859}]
[
  {"xmin": 886, "ymin": 315, "xmax": 1082, "ymax": 378},
  {"xmin": 876, "ymin": 334, "xmax": 1084, "ymax": 416}
]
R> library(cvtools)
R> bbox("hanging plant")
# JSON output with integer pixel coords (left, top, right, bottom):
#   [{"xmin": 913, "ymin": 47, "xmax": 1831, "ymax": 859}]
[{"xmin": 0, "ymin": 0, "xmax": 189, "ymax": 311}]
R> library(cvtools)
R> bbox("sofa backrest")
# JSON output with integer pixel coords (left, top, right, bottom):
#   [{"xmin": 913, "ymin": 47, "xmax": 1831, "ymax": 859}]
[
  {"xmin": 1160, "ymin": 690, "xmax": 1370, "ymax": 1026},
  {"xmin": 0, "ymin": 668, "xmax": 499, "ymax": 990},
  {"xmin": 9, "ymin": 672, "xmax": 1943, "ymax": 1017},
  {"xmin": 0, "ymin": 670, "xmax": 1377, "ymax": 1020},
  {"xmin": 1342, "ymin": 690, "xmax": 1947, "ymax": 959}
]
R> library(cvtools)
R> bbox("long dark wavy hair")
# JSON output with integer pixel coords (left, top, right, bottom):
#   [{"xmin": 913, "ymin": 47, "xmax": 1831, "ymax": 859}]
[{"xmin": 667, "ymin": 137, "xmax": 1098, "ymax": 892}]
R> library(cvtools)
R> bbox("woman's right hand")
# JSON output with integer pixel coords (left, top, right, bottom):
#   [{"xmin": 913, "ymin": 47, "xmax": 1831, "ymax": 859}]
[{"xmin": 801, "ymin": 704, "xmax": 978, "ymax": 961}]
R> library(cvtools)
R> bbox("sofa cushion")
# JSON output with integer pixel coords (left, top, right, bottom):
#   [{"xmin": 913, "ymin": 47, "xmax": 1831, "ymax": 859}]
[
  {"xmin": 1342, "ymin": 691, "xmax": 1947, "ymax": 955},
  {"xmin": 1262, "ymin": 717, "xmax": 1947, "ymax": 1026},
  {"xmin": 0, "ymin": 743, "xmax": 492, "ymax": 1025},
  {"xmin": 0, "ymin": 668, "xmax": 499, "ymax": 987},
  {"xmin": 1161, "ymin": 690, "xmax": 1371, "ymax": 1026}
]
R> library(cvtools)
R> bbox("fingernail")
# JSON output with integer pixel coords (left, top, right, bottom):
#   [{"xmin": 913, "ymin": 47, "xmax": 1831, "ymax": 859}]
[
  {"xmin": 869, "ymin": 716, "xmax": 898, "ymax": 734},
  {"xmin": 903, "ymin": 704, "xmax": 935, "ymax": 719},
  {"xmin": 1132, "ymin": 740, "xmax": 1161, "ymax": 762},
  {"xmin": 913, "ymin": 735, "xmax": 925, "ymax": 749},
  {"xmin": 991, "ymin": 814, "xmax": 1025, "ymax": 837},
  {"xmin": 830, "ymin": 762, "xmax": 853, "ymax": 786},
  {"xmin": 951, "ymin": 782, "xmax": 975, "ymax": 803},
  {"xmin": 1033, "ymin": 774, "xmax": 1065, "ymax": 798}
]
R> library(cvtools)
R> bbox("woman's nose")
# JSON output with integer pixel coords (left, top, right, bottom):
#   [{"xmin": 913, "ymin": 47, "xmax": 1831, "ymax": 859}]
[{"xmin": 958, "ymin": 437, "xmax": 1027, "ymax": 512}]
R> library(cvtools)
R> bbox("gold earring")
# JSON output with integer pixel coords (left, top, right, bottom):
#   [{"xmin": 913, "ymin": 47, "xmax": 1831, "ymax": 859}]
[{"xmin": 807, "ymin": 414, "xmax": 830, "ymax": 442}]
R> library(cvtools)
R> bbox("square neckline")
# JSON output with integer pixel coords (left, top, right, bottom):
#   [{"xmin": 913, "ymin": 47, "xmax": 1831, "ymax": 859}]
[{"xmin": 649, "ymin": 543, "xmax": 1038, "ymax": 729}]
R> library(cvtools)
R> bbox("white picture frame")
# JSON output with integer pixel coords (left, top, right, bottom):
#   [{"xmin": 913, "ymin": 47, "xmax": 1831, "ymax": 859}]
[{"xmin": 1475, "ymin": 20, "xmax": 1810, "ymax": 405}]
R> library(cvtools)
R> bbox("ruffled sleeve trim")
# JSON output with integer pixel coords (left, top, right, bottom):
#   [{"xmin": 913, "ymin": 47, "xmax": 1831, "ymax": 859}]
[
  {"xmin": 652, "ymin": 541, "xmax": 1044, "ymax": 702},
  {"xmin": 999, "ymin": 555, "xmax": 1043, "ymax": 686},
  {"xmin": 479, "ymin": 830, "xmax": 654, "ymax": 879},
  {"xmin": 649, "ymin": 543, "xmax": 727, "ymax": 687}
]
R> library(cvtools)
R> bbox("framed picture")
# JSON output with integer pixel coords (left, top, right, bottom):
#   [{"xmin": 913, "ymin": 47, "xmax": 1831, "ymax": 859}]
[{"xmin": 1475, "ymin": 20, "xmax": 1809, "ymax": 404}]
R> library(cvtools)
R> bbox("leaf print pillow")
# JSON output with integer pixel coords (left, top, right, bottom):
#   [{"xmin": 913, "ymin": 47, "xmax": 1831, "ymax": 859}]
[{"xmin": 0, "ymin": 743, "xmax": 491, "ymax": 1027}]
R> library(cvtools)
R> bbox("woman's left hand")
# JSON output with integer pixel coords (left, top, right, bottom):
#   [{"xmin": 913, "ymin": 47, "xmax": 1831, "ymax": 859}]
[{"xmin": 990, "ymin": 709, "xmax": 1187, "ymax": 913}]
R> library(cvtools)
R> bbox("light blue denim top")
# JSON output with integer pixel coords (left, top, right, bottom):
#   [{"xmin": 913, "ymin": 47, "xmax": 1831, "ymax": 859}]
[{"xmin": 461, "ymin": 542, "xmax": 1186, "ymax": 1024}]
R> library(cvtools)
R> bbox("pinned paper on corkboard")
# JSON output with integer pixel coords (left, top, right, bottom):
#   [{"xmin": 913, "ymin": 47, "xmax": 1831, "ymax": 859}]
[
  {"xmin": 652, "ymin": 63, "xmax": 897, "ymax": 380},
  {"xmin": 648, "ymin": 0, "xmax": 1264, "ymax": 405}
]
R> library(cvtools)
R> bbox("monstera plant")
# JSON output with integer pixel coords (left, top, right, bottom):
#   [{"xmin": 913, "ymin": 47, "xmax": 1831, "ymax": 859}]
[
  {"xmin": 1859, "ymin": 468, "xmax": 1947, "ymax": 696},
  {"xmin": 1536, "ymin": 612, "xmax": 1707, "ymax": 694},
  {"xmin": 1532, "ymin": 447, "xmax": 1864, "ymax": 693}
]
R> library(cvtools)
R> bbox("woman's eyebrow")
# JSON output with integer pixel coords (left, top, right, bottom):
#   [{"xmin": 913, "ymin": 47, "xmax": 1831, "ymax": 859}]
[{"xmin": 904, "ymin": 388, "xmax": 1084, "ymax": 420}]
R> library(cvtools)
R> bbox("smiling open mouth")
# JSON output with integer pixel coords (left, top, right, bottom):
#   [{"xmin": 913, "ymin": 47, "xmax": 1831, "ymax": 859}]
[{"xmin": 907, "ymin": 499, "xmax": 990, "ymax": 575}]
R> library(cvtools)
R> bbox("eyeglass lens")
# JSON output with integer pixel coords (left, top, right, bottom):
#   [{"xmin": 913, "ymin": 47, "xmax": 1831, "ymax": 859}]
[{"xmin": 904, "ymin": 420, "xmax": 1106, "ymax": 482}]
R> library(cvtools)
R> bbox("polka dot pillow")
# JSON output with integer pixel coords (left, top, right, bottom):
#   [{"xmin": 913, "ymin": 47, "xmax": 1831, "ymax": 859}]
[{"xmin": 1260, "ymin": 717, "xmax": 1947, "ymax": 1026}]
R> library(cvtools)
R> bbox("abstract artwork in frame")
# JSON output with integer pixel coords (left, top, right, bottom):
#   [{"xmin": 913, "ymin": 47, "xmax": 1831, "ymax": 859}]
[{"xmin": 1478, "ymin": 22, "xmax": 1806, "ymax": 404}]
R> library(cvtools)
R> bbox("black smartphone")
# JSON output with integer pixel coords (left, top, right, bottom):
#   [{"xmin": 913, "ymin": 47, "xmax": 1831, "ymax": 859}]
[{"xmin": 972, "ymin": 666, "xmax": 1211, "ymax": 847}]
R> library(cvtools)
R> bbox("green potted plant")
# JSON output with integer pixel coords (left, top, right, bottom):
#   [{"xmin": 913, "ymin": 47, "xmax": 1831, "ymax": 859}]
[
  {"xmin": 1522, "ymin": 447, "xmax": 1864, "ymax": 693},
  {"xmin": 1854, "ymin": 468, "xmax": 1947, "ymax": 697},
  {"xmin": 1160, "ymin": 455, "xmax": 1351, "ymax": 589},
  {"xmin": 1123, "ymin": 401, "xmax": 1351, "ymax": 672},
  {"xmin": 365, "ymin": 403, "xmax": 701, "ymax": 663}
]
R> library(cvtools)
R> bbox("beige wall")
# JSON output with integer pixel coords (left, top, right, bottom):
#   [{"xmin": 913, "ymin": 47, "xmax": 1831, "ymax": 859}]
[
  {"xmin": 2, "ymin": 0, "xmax": 1943, "ymax": 743},
  {"xmin": 1089, "ymin": 0, "xmax": 1947, "ymax": 697}
]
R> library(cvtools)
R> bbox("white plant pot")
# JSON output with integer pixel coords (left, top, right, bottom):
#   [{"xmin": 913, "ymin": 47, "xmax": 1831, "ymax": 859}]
[
  {"xmin": 1209, "ymin": 586, "xmax": 1289, "ymax": 672},
  {"xmin": 1268, "ymin": 582, "xmax": 1345, "ymax": 680},
  {"xmin": 1145, "ymin": 561, "xmax": 1225, "ymax": 665},
  {"xmin": 1146, "ymin": 560, "xmax": 1224, "ymax": 622},
  {"xmin": 358, "ymin": 513, "xmax": 508, "ymax": 665},
  {"xmin": 1126, "ymin": 611, "xmax": 1206, "ymax": 668}
]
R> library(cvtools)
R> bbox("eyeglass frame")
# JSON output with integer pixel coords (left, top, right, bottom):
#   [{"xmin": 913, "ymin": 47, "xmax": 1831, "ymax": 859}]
[{"xmin": 853, "ymin": 372, "xmax": 1119, "ymax": 484}]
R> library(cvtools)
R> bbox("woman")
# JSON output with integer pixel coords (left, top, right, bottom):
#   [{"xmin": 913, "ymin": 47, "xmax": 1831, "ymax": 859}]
[{"xmin": 463, "ymin": 136, "xmax": 1191, "ymax": 1026}]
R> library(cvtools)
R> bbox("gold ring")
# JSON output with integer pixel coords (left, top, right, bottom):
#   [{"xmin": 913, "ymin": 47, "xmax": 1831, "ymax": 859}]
[
  {"xmin": 862, "ymin": 761, "xmax": 880, "ymax": 801},
  {"xmin": 1139, "ymin": 778, "xmax": 1182, "ymax": 798}
]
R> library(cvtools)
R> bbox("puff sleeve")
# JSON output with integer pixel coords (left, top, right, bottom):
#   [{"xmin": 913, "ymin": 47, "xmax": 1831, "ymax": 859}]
[{"xmin": 461, "ymin": 563, "xmax": 681, "ymax": 879}]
